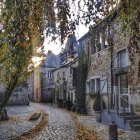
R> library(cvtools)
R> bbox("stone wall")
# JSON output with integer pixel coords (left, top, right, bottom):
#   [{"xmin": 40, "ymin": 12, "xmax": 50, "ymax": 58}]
[
  {"xmin": 112, "ymin": 19, "xmax": 140, "ymax": 113},
  {"xmin": 53, "ymin": 59, "xmax": 77, "ymax": 103},
  {"xmin": 0, "ymin": 79, "xmax": 33, "ymax": 106},
  {"xmin": 33, "ymin": 66, "xmax": 41, "ymax": 102},
  {"xmin": 86, "ymin": 47, "xmax": 111, "ymax": 114},
  {"xmin": 40, "ymin": 66, "xmax": 55, "ymax": 103},
  {"xmin": 85, "ymin": 16, "xmax": 140, "ymax": 115}
]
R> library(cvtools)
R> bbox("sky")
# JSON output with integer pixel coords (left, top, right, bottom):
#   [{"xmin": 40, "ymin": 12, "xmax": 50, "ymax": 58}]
[
  {"xmin": 33, "ymin": 24, "xmax": 88, "ymax": 67},
  {"xmin": 43, "ymin": 0, "xmax": 89, "ymax": 55},
  {"xmin": 33, "ymin": 0, "xmax": 89, "ymax": 66},
  {"xmin": 43, "ymin": 24, "xmax": 88, "ymax": 55}
]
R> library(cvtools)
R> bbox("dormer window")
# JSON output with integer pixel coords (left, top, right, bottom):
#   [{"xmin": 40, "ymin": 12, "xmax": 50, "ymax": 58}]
[
  {"xmin": 48, "ymin": 71, "xmax": 52, "ymax": 78},
  {"xmin": 118, "ymin": 49, "xmax": 128, "ymax": 67}
]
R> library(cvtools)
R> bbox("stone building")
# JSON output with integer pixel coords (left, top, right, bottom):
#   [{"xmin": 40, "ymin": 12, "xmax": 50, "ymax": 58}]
[
  {"xmin": 40, "ymin": 50, "xmax": 60, "ymax": 103},
  {"xmin": 0, "ymin": 74, "xmax": 34, "ymax": 105},
  {"xmin": 52, "ymin": 35, "xmax": 78, "ymax": 103},
  {"xmin": 31, "ymin": 50, "xmax": 60, "ymax": 103},
  {"xmin": 33, "ymin": 65, "xmax": 41, "ymax": 102},
  {"xmin": 82, "ymin": 13, "xmax": 140, "ymax": 130},
  {"xmin": 53, "ymin": 57, "xmax": 78, "ymax": 103}
]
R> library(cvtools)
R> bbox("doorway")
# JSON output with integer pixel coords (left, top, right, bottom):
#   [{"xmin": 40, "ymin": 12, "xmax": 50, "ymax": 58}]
[{"xmin": 118, "ymin": 74, "xmax": 130, "ymax": 111}]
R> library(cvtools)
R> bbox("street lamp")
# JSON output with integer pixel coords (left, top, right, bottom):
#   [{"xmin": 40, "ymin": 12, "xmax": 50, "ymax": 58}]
[{"xmin": 70, "ymin": 53, "xmax": 74, "ymax": 62}]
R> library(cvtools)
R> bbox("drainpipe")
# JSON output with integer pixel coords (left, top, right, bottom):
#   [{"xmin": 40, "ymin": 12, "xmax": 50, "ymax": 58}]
[
  {"xmin": 110, "ymin": 41, "xmax": 114, "ymax": 110},
  {"xmin": 108, "ymin": 24, "xmax": 114, "ymax": 111}
]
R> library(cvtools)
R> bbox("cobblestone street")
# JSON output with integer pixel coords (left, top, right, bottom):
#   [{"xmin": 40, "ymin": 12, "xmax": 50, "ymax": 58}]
[
  {"xmin": 31, "ymin": 103, "xmax": 76, "ymax": 140},
  {"xmin": 0, "ymin": 103, "xmax": 76, "ymax": 140},
  {"xmin": 1, "ymin": 103, "xmax": 140, "ymax": 140},
  {"xmin": 0, "ymin": 103, "xmax": 41, "ymax": 140}
]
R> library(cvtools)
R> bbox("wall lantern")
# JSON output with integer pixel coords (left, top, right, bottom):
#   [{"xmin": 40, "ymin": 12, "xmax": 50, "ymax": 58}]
[{"xmin": 70, "ymin": 53, "xmax": 74, "ymax": 62}]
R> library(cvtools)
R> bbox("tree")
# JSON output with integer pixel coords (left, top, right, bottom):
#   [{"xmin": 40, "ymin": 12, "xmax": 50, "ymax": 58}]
[
  {"xmin": 0, "ymin": 0, "xmax": 45, "ymax": 120},
  {"xmin": 0, "ymin": 0, "xmax": 139, "ymax": 119}
]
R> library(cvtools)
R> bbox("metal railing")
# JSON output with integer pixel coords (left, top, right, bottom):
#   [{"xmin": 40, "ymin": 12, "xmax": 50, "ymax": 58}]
[{"xmin": 113, "ymin": 93, "xmax": 134, "ymax": 127}]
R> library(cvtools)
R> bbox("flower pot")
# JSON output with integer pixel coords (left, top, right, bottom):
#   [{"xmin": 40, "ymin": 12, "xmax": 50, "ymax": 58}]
[{"xmin": 95, "ymin": 111, "xmax": 101, "ymax": 122}]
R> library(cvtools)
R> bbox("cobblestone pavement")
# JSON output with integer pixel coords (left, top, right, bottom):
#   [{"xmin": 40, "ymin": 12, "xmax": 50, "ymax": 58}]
[
  {"xmin": 0, "ymin": 103, "xmax": 41, "ymax": 140},
  {"xmin": 1, "ymin": 103, "xmax": 139, "ymax": 140},
  {"xmin": 0, "ymin": 103, "xmax": 76, "ymax": 140},
  {"xmin": 31, "ymin": 104, "xmax": 76, "ymax": 140},
  {"xmin": 77, "ymin": 115, "xmax": 140, "ymax": 140}
]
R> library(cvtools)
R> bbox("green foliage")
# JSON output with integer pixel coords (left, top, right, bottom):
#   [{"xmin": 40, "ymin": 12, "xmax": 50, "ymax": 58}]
[
  {"xmin": 75, "ymin": 48, "xmax": 88, "ymax": 114},
  {"xmin": 0, "ymin": 0, "xmax": 45, "ymax": 113},
  {"xmin": 89, "ymin": 92, "xmax": 97, "ymax": 98}
]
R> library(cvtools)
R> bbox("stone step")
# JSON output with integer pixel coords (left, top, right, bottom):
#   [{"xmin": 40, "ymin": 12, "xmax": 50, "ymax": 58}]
[
  {"xmin": 130, "ymin": 120, "xmax": 140, "ymax": 125},
  {"xmin": 133, "ymin": 124, "xmax": 140, "ymax": 131},
  {"xmin": 123, "ymin": 115, "xmax": 140, "ymax": 120},
  {"xmin": 119, "ymin": 112, "xmax": 135, "ymax": 116}
]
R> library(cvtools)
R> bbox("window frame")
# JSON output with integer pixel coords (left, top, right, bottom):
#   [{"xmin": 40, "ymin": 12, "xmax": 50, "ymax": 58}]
[{"xmin": 118, "ymin": 49, "xmax": 128, "ymax": 68}]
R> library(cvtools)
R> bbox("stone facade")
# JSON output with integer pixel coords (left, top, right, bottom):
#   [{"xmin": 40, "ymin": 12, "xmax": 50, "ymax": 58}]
[
  {"xmin": 53, "ymin": 58, "xmax": 78, "ymax": 103},
  {"xmin": 0, "ymin": 74, "xmax": 34, "ymax": 106},
  {"xmin": 79, "ymin": 14, "xmax": 140, "ymax": 130},
  {"xmin": 52, "ymin": 35, "xmax": 78, "ymax": 104},
  {"xmin": 40, "ymin": 51, "xmax": 60, "ymax": 103},
  {"xmin": 33, "ymin": 65, "xmax": 41, "ymax": 102}
]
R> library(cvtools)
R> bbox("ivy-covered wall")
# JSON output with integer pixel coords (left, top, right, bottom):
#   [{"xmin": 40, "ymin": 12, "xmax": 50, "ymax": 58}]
[{"xmin": 75, "ymin": 49, "xmax": 88, "ymax": 114}]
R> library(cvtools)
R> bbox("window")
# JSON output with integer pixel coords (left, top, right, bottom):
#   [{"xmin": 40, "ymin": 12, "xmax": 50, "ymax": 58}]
[
  {"xmin": 89, "ymin": 78, "xmax": 108, "ymax": 94},
  {"xmin": 48, "ymin": 71, "xmax": 52, "ymax": 78},
  {"xmin": 100, "ymin": 79, "xmax": 107, "ymax": 94},
  {"xmin": 96, "ymin": 78, "xmax": 100, "ymax": 92},
  {"xmin": 100, "ymin": 34, "xmax": 104, "ymax": 50},
  {"xmin": 118, "ymin": 50, "xmax": 128, "ymax": 67},
  {"xmin": 48, "ymin": 71, "xmax": 50, "ymax": 78},
  {"xmin": 90, "ymin": 79, "xmax": 95, "ymax": 92},
  {"xmin": 89, "ymin": 78, "xmax": 100, "ymax": 93}
]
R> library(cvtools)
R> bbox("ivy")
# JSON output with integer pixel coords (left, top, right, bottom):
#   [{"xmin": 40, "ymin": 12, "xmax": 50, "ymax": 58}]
[{"xmin": 75, "ymin": 48, "xmax": 88, "ymax": 114}]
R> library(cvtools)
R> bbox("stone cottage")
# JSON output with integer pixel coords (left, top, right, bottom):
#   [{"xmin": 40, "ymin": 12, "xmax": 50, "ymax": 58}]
[
  {"xmin": 83, "ymin": 13, "xmax": 140, "ymax": 130},
  {"xmin": 52, "ymin": 34, "xmax": 78, "ymax": 104},
  {"xmin": 32, "ymin": 50, "xmax": 60, "ymax": 103},
  {"xmin": 40, "ymin": 50, "xmax": 60, "ymax": 103}
]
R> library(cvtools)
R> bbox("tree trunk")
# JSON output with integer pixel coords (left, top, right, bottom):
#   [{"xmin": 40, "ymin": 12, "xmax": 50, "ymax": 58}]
[{"xmin": 0, "ymin": 74, "xmax": 18, "ymax": 121}]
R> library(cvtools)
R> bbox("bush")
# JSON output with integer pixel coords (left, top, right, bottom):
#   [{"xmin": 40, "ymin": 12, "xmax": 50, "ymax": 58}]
[
  {"xmin": 57, "ymin": 99, "xmax": 63, "ymax": 108},
  {"xmin": 65, "ymin": 100, "xmax": 73, "ymax": 110},
  {"xmin": 93, "ymin": 92, "xmax": 106, "ymax": 111},
  {"xmin": 71, "ymin": 104, "xmax": 77, "ymax": 112}
]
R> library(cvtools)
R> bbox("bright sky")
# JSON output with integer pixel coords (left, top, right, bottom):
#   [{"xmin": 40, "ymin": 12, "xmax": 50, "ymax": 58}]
[
  {"xmin": 43, "ymin": 24, "xmax": 88, "ymax": 55},
  {"xmin": 43, "ymin": 0, "xmax": 89, "ymax": 55}
]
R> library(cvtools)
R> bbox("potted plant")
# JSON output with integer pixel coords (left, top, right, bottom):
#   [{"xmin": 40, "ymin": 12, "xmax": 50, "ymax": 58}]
[{"xmin": 93, "ymin": 91, "xmax": 106, "ymax": 122}]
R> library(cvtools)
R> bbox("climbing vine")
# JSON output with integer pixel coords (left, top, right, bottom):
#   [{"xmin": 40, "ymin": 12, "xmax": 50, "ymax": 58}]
[
  {"xmin": 75, "ymin": 48, "xmax": 88, "ymax": 114},
  {"xmin": 119, "ymin": 0, "xmax": 140, "ymax": 93}
]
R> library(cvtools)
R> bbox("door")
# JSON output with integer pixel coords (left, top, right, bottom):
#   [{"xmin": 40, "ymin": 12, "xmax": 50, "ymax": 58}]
[{"xmin": 118, "ymin": 74, "xmax": 130, "ymax": 110}]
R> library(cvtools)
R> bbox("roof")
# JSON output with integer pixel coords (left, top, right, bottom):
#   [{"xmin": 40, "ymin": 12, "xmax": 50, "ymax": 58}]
[
  {"xmin": 64, "ymin": 35, "xmax": 78, "ymax": 51},
  {"xmin": 77, "ymin": 32, "xmax": 91, "ymax": 43},
  {"xmin": 42, "ymin": 51, "xmax": 60, "ymax": 68}
]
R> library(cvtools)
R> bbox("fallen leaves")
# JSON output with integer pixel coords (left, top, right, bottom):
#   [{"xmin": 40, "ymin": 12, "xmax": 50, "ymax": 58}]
[
  {"xmin": 12, "ymin": 111, "xmax": 48, "ymax": 140},
  {"xmin": 71, "ymin": 113, "xmax": 99, "ymax": 140}
]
